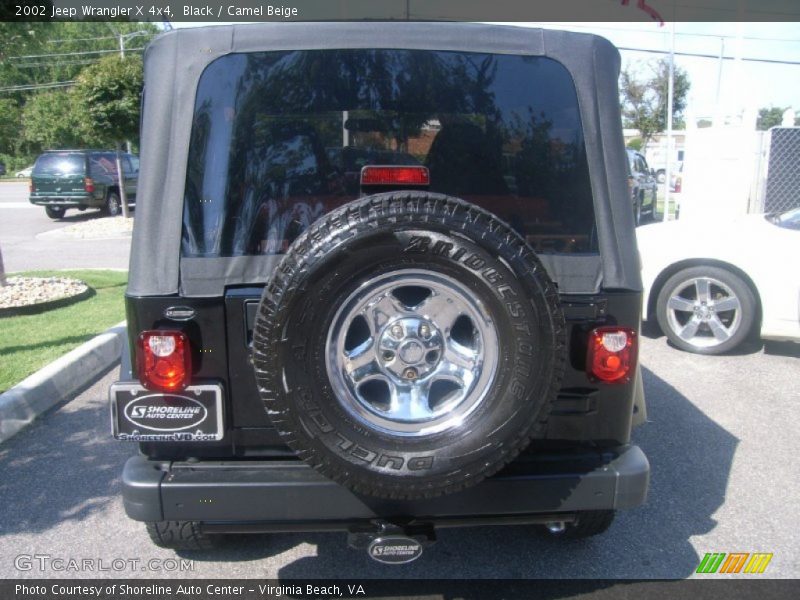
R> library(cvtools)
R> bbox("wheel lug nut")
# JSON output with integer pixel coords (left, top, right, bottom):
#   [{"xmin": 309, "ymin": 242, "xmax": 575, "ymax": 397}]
[
  {"xmin": 391, "ymin": 324, "xmax": 403, "ymax": 338},
  {"xmin": 403, "ymin": 368, "xmax": 418, "ymax": 380},
  {"xmin": 419, "ymin": 324, "xmax": 430, "ymax": 338}
]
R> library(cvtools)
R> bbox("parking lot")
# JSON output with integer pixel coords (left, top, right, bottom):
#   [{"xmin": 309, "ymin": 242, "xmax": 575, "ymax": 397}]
[
  {"xmin": 0, "ymin": 182, "xmax": 130, "ymax": 272},
  {"xmin": 1, "ymin": 330, "xmax": 797, "ymax": 579},
  {"xmin": 1, "ymin": 176, "xmax": 798, "ymax": 581}
]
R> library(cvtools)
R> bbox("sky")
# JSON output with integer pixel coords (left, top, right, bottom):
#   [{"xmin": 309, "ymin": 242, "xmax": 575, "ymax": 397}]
[
  {"xmin": 524, "ymin": 22, "xmax": 800, "ymax": 121},
  {"xmin": 173, "ymin": 21, "xmax": 800, "ymax": 121}
]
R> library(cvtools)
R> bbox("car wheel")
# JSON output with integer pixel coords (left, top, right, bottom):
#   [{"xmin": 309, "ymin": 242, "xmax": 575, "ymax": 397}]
[
  {"xmin": 105, "ymin": 192, "xmax": 121, "ymax": 216},
  {"xmin": 656, "ymin": 266, "xmax": 755, "ymax": 355},
  {"xmin": 252, "ymin": 192, "xmax": 566, "ymax": 499},
  {"xmin": 538, "ymin": 511, "xmax": 616, "ymax": 539},
  {"xmin": 145, "ymin": 521, "xmax": 216, "ymax": 550},
  {"xmin": 44, "ymin": 206, "xmax": 65, "ymax": 220},
  {"xmin": 633, "ymin": 195, "xmax": 642, "ymax": 226},
  {"xmin": 656, "ymin": 170, "xmax": 666, "ymax": 184}
]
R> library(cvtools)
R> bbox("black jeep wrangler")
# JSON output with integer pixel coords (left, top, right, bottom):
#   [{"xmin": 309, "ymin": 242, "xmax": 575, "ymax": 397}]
[{"xmin": 113, "ymin": 23, "xmax": 649, "ymax": 561}]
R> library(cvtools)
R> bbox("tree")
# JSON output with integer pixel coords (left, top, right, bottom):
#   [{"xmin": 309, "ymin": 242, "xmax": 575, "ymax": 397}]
[
  {"xmin": 0, "ymin": 98, "xmax": 22, "ymax": 153},
  {"xmin": 73, "ymin": 54, "xmax": 143, "ymax": 146},
  {"xmin": 0, "ymin": 22, "xmax": 158, "ymax": 161},
  {"xmin": 620, "ymin": 59, "xmax": 690, "ymax": 148},
  {"xmin": 627, "ymin": 137, "xmax": 644, "ymax": 151},
  {"xmin": 757, "ymin": 107, "xmax": 785, "ymax": 130},
  {"xmin": 755, "ymin": 106, "xmax": 800, "ymax": 130},
  {"xmin": 21, "ymin": 90, "xmax": 90, "ymax": 150},
  {"xmin": 73, "ymin": 54, "xmax": 144, "ymax": 218}
]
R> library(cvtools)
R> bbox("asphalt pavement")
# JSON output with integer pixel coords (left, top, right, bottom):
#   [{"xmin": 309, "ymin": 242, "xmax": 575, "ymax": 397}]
[
  {"xmin": 0, "ymin": 181, "xmax": 131, "ymax": 272},
  {"xmin": 1, "ymin": 333, "xmax": 798, "ymax": 579}
]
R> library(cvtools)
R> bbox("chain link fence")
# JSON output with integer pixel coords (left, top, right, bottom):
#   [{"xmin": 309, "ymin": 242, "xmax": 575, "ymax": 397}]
[{"xmin": 752, "ymin": 127, "xmax": 800, "ymax": 214}]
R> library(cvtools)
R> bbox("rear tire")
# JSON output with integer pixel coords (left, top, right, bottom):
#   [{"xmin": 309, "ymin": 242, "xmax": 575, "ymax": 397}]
[
  {"xmin": 45, "ymin": 206, "xmax": 65, "ymax": 219},
  {"xmin": 145, "ymin": 521, "xmax": 216, "ymax": 550},
  {"xmin": 539, "ymin": 510, "xmax": 616, "ymax": 539},
  {"xmin": 105, "ymin": 192, "xmax": 121, "ymax": 216}
]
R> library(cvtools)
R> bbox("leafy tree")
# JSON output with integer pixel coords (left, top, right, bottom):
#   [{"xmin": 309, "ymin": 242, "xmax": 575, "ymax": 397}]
[
  {"xmin": 620, "ymin": 59, "xmax": 690, "ymax": 148},
  {"xmin": 627, "ymin": 137, "xmax": 643, "ymax": 151},
  {"xmin": 21, "ymin": 90, "xmax": 88, "ymax": 150},
  {"xmin": 0, "ymin": 22, "xmax": 158, "ymax": 161},
  {"xmin": 72, "ymin": 54, "xmax": 143, "ymax": 147},
  {"xmin": 1, "ymin": 22, "xmax": 157, "ymax": 92},
  {"xmin": 755, "ymin": 106, "xmax": 800, "ymax": 130},
  {"xmin": 0, "ymin": 98, "xmax": 22, "ymax": 154}
]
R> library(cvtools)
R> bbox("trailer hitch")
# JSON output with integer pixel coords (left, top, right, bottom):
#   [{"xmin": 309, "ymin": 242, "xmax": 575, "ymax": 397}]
[{"xmin": 347, "ymin": 520, "xmax": 436, "ymax": 564}]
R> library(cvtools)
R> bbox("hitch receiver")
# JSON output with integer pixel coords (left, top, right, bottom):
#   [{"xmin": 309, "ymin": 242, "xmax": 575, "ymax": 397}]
[{"xmin": 348, "ymin": 521, "xmax": 435, "ymax": 564}]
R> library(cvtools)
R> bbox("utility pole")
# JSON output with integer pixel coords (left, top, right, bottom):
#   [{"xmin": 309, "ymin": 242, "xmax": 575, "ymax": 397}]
[
  {"xmin": 663, "ymin": 21, "xmax": 676, "ymax": 222},
  {"xmin": 106, "ymin": 26, "xmax": 149, "ymax": 219}
]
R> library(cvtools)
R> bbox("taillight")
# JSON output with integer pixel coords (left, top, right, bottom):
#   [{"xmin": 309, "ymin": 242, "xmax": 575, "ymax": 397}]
[
  {"xmin": 84, "ymin": 177, "xmax": 95, "ymax": 193},
  {"xmin": 29, "ymin": 181, "xmax": 35, "ymax": 193},
  {"xmin": 674, "ymin": 177, "xmax": 682, "ymax": 193},
  {"xmin": 137, "ymin": 330, "xmax": 191, "ymax": 392},
  {"xmin": 360, "ymin": 165, "xmax": 430, "ymax": 187},
  {"xmin": 586, "ymin": 326, "xmax": 637, "ymax": 384}
]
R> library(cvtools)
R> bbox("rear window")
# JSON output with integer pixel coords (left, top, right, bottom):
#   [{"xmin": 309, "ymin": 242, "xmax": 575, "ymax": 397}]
[
  {"xmin": 89, "ymin": 153, "xmax": 120, "ymax": 177},
  {"xmin": 182, "ymin": 49, "xmax": 596, "ymax": 258},
  {"xmin": 34, "ymin": 153, "xmax": 85, "ymax": 176}
]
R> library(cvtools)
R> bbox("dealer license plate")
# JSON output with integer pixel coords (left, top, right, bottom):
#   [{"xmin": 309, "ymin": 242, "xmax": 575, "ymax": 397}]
[{"xmin": 110, "ymin": 383, "xmax": 224, "ymax": 442}]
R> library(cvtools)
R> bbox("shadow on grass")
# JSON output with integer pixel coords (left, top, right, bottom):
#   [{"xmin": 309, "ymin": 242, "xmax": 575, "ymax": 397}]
[{"xmin": 1, "ymin": 334, "xmax": 98, "ymax": 354}]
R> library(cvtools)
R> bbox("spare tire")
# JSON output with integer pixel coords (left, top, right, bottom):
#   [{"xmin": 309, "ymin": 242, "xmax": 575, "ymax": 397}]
[{"xmin": 252, "ymin": 193, "xmax": 565, "ymax": 499}]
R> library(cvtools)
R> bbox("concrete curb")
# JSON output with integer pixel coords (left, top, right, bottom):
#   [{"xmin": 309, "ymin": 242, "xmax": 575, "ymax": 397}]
[{"xmin": 0, "ymin": 321, "xmax": 126, "ymax": 444}]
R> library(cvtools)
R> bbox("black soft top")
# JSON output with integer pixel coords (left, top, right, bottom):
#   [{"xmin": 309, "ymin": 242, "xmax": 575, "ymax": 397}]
[{"xmin": 128, "ymin": 22, "xmax": 640, "ymax": 297}]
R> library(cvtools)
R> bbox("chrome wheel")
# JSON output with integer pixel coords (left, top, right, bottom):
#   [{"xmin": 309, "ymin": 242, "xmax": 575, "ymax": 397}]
[
  {"xmin": 326, "ymin": 269, "xmax": 499, "ymax": 437},
  {"xmin": 665, "ymin": 276, "xmax": 742, "ymax": 349}
]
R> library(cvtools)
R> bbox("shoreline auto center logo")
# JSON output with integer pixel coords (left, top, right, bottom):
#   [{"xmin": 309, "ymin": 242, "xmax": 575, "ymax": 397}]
[
  {"xmin": 123, "ymin": 394, "xmax": 207, "ymax": 432},
  {"xmin": 696, "ymin": 552, "xmax": 773, "ymax": 574}
]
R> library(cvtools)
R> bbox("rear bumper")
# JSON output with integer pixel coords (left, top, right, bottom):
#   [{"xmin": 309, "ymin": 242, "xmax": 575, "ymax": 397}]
[
  {"xmin": 122, "ymin": 444, "xmax": 649, "ymax": 529},
  {"xmin": 29, "ymin": 195, "xmax": 93, "ymax": 207}
]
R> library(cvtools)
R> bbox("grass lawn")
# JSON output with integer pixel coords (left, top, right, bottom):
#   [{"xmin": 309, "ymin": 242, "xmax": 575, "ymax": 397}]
[{"xmin": 0, "ymin": 270, "xmax": 127, "ymax": 392}]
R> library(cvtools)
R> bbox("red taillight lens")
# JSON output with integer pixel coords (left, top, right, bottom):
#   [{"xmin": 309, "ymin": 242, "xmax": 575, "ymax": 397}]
[
  {"xmin": 360, "ymin": 165, "xmax": 430, "ymax": 186},
  {"xmin": 674, "ymin": 177, "xmax": 682, "ymax": 193},
  {"xmin": 29, "ymin": 181, "xmax": 35, "ymax": 193},
  {"xmin": 587, "ymin": 327, "xmax": 637, "ymax": 384},
  {"xmin": 84, "ymin": 177, "xmax": 95, "ymax": 193},
  {"xmin": 137, "ymin": 330, "xmax": 191, "ymax": 392}
]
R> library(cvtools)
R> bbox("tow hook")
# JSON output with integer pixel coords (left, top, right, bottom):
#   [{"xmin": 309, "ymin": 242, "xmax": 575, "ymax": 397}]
[{"xmin": 348, "ymin": 521, "xmax": 435, "ymax": 564}]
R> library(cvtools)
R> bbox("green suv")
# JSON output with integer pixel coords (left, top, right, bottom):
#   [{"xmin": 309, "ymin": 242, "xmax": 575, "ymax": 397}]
[{"xmin": 29, "ymin": 150, "xmax": 138, "ymax": 219}]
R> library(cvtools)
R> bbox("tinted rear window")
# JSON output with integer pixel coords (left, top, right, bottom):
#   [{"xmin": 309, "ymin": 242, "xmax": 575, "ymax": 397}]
[
  {"xmin": 89, "ymin": 153, "xmax": 120, "ymax": 177},
  {"xmin": 34, "ymin": 153, "xmax": 85, "ymax": 176},
  {"xmin": 182, "ymin": 50, "xmax": 596, "ymax": 257}
]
